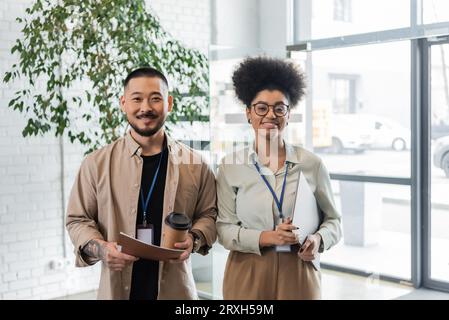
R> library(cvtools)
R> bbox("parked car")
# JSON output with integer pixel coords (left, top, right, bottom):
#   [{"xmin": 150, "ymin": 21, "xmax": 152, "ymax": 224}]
[
  {"xmin": 433, "ymin": 135, "xmax": 449, "ymax": 178},
  {"xmin": 326, "ymin": 114, "xmax": 373, "ymax": 153},
  {"xmin": 327, "ymin": 114, "xmax": 410, "ymax": 153},
  {"xmin": 432, "ymin": 123, "xmax": 449, "ymax": 140},
  {"xmin": 369, "ymin": 116, "xmax": 410, "ymax": 151}
]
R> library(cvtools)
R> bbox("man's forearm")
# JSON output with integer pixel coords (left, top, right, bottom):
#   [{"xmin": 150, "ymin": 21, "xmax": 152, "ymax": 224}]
[{"xmin": 82, "ymin": 239, "xmax": 106, "ymax": 260}]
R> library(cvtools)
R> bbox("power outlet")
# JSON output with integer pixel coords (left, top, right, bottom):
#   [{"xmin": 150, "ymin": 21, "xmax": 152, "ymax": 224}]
[{"xmin": 49, "ymin": 258, "xmax": 69, "ymax": 270}]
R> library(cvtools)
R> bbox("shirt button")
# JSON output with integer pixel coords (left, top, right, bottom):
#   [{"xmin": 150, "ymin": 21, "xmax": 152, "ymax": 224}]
[
  {"xmin": 124, "ymin": 286, "xmax": 129, "ymax": 291},
  {"xmin": 134, "ymin": 183, "xmax": 139, "ymax": 188}
]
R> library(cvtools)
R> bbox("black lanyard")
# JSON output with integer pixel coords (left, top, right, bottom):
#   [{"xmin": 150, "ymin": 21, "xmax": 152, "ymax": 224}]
[
  {"xmin": 140, "ymin": 149, "xmax": 164, "ymax": 226},
  {"xmin": 254, "ymin": 162, "xmax": 289, "ymax": 220}
]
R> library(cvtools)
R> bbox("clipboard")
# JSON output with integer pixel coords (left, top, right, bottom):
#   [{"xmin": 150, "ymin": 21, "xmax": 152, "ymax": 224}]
[
  {"xmin": 118, "ymin": 232, "xmax": 184, "ymax": 261},
  {"xmin": 291, "ymin": 171, "xmax": 321, "ymax": 271}
]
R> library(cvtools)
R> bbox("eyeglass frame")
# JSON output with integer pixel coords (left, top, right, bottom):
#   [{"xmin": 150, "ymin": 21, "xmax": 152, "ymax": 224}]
[{"xmin": 250, "ymin": 102, "xmax": 290, "ymax": 117}]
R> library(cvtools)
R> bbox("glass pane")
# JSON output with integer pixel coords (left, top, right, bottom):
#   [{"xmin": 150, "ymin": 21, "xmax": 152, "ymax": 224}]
[
  {"xmin": 423, "ymin": 0, "xmax": 449, "ymax": 24},
  {"xmin": 296, "ymin": 0, "xmax": 410, "ymax": 41},
  {"xmin": 291, "ymin": 41, "xmax": 411, "ymax": 178},
  {"xmin": 322, "ymin": 181, "xmax": 411, "ymax": 280},
  {"xmin": 430, "ymin": 43, "xmax": 449, "ymax": 283}
]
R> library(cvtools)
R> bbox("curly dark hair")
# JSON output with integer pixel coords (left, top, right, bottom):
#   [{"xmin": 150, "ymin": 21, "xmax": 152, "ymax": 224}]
[{"xmin": 232, "ymin": 56, "xmax": 306, "ymax": 108}]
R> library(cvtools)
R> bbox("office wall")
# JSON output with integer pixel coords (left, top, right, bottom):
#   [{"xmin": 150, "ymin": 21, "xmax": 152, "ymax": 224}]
[
  {"xmin": 211, "ymin": 0, "xmax": 289, "ymax": 57},
  {"xmin": 0, "ymin": 0, "xmax": 210, "ymax": 299}
]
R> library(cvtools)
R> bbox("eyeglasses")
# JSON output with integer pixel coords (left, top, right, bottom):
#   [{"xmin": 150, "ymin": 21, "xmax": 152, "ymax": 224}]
[{"xmin": 251, "ymin": 102, "xmax": 289, "ymax": 117}]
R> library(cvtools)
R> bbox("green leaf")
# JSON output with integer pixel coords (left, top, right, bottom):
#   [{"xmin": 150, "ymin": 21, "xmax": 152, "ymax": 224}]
[
  {"xmin": 5, "ymin": 0, "xmax": 209, "ymax": 153},
  {"xmin": 3, "ymin": 72, "xmax": 12, "ymax": 83}
]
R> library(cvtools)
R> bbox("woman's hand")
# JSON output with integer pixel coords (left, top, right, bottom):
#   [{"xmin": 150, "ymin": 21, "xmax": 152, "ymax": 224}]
[
  {"xmin": 297, "ymin": 233, "xmax": 322, "ymax": 261},
  {"xmin": 259, "ymin": 217, "xmax": 299, "ymax": 247}
]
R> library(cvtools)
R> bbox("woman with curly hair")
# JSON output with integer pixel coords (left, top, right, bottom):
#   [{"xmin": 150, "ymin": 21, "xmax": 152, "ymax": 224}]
[{"xmin": 216, "ymin": 56, "xmax": 342, "ymax": 300}]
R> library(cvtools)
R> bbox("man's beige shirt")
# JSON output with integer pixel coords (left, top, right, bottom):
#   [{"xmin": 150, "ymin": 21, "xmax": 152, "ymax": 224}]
[
  {"xmin": 66, "ymin": 132, "xmax": 217, "ymax": 300},
  {"xmin": 216, "ymin": 143, "xmax": 341, "ymax": 256}
]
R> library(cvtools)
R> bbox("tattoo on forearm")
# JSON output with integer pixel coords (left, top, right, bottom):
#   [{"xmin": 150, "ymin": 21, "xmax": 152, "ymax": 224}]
[{"xmin": 83, "ymin": 240, "xmax": 106, "ymax": 260}]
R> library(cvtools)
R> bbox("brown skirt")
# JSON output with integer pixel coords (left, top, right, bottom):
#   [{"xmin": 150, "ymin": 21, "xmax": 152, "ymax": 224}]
[{"xmin": 223, "ymin": 248, "xmax": 321, "ymax": 300}]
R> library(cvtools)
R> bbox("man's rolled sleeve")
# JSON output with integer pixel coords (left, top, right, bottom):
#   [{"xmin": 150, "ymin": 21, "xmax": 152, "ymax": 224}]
[{"xmin": 190, "ymin": 161, "xmax": 218, "ymax": 255}]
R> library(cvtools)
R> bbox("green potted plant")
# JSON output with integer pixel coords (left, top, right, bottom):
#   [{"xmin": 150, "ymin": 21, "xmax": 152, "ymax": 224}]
[{"xmin": 3, "ymin": 0, "xmax": 209, "ymax": 154}]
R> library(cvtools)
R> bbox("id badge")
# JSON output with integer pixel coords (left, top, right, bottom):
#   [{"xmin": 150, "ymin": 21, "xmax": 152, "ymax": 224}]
[
  {"xmin": 137, "ymin": 224, "xmax": 154, "ymax": 245},
  {"xmin": 275, "ymin": 245, "xmax": 292, "ymax": 252}
]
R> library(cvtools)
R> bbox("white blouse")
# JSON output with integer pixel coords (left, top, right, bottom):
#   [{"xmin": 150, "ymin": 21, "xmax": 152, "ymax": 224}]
[{"xmin": 216, "ymin": 142, "xmax": 342, "ymax": 255}]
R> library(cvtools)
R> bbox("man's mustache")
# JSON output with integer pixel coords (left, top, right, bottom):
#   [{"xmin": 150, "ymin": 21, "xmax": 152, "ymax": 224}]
[{"xmin": 136, "ymin": 112, "xmax": 158, "ymax": 119}]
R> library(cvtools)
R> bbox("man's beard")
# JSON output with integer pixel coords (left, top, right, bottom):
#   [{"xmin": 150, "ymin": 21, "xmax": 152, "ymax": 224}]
[{"xmin": 128, "ymin": 112, "xmax": 166, "ymax": 137}]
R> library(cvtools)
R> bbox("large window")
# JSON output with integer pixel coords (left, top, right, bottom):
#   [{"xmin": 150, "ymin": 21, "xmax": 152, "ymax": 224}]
[
  {"xmin": 326, "ymin": 181, "xmax": 411, "ymax": 279},
  {"xmin": 297, "ymin": 0, "xmax": 410, "ymax": 41},
  {"xmin": 430, "ymin": 42, "xmax": 449, "ymax": 284},
  {"xmin": 290, "ymin": 0, "xmax": 449, "ymax": 292},
  {"xmin": 290, "ymin": 41, "xmax": 412, "ymax": 281},
  {"xmin": 305, "ymin": 42, "xmax": 411, "ymax": 178}
]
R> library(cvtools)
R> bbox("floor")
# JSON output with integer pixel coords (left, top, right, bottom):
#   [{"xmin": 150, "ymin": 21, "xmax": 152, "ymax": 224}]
[{"xmin": 56, "ymin": 269, "xmax": 449, "ymax": 300}]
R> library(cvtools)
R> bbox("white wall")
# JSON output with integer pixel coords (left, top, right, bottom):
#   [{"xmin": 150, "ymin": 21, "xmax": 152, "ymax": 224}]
[
  {"xmin": 0, "ymin": 0, "xmax": 210, "ymax": 300},
  {"xmin": 210, "ymin": 0, "xmax": 290, "ymax": 61},
  {"xmin": 212, "ymin": 0, "xmax": 259, "ymax": 49},
  {"xmin": 148, "ymin": 0, "xmax": 210, "ymax": 55},
  {"xmin": 259, "ymin": 0, "xmax": 290, "ymax": 53}
]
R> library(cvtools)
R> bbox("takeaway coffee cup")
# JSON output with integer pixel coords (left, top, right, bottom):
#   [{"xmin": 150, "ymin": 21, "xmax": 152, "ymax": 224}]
[{"xmin": 163, "ymin": 212, "xmax": 192, "ymax": 249}]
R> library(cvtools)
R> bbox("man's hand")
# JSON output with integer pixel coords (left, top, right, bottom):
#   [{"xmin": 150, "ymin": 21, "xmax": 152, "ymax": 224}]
[
  {"xmin": 259, "ymin": 217, "xmax": 299, "ymax": 247},
  {"xmin": 83, "ymin": 239, "xmax": 139, "ymax": 271},
  {"xmin": 297, "ymin": 233, "xmax": 321, "ymax": 261},
  {"xmin": 169, "ymin": 234, "xmax": 194, "ymax": 263}
]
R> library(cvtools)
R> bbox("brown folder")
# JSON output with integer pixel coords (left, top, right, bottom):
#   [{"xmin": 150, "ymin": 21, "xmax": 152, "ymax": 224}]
[{"xmin": 118, "ymin": 232, "xmax": 184, "ymax": 261}]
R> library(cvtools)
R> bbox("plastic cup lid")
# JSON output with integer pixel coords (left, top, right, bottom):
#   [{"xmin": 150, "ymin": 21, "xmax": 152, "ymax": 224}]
[{"xmin": 165, "ymin": 212, "xmax": 192, "ymax": 230}]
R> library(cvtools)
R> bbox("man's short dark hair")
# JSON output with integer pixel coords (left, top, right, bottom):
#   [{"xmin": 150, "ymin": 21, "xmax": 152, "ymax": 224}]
[
  {"xmin": 232, "ymin": 56, "xmax": 306, "ymax": 108},
  {"xmin": 123, "ymin": 67, "xmax": 169, "ymax": 89}
]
